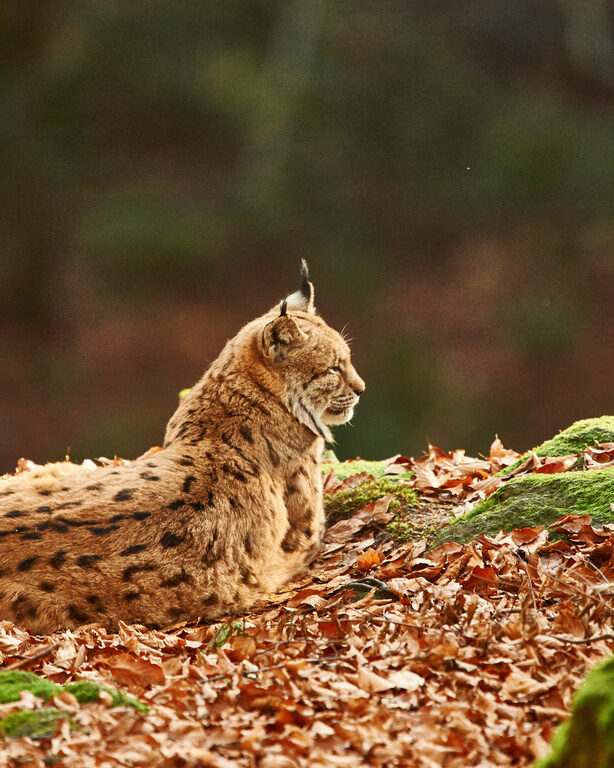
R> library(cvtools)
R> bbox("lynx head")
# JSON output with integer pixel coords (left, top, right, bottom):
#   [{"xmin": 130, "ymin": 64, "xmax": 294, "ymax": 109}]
[{"xmin": 260, "ymin": 261, "xmax": 365, "ymax": 442}]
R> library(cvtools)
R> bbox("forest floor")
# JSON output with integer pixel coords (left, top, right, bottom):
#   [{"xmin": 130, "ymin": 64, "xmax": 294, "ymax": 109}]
[{"xmin": 2, "ymin": 442, "xmax": 614, "ymax": 767}]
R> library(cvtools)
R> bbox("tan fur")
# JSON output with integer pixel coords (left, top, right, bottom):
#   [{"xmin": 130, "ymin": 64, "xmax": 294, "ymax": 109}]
[{"xmin": 0, "ymin": 269, "xmax": 364, "ymax": 634}]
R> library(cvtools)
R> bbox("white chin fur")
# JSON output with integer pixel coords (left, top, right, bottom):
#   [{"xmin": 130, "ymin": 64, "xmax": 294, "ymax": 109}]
[
  {"xmin": 288, "ymin": 396, "xmax": 334, "ymax": 442},
  {"xmin": 322, "ymin": 407, "xmax": 354, "ymax": 426}
]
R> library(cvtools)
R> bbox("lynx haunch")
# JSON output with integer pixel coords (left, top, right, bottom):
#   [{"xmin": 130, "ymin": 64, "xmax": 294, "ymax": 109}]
[{"xmin": 0, "ymin": 263, "xmax": 364, "ymax": 634}]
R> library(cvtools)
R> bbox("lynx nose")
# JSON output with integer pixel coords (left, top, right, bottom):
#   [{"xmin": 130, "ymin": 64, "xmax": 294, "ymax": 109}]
[{"xmin": 351, "ymin": 374, "xmax": 365, "ymax": 396}]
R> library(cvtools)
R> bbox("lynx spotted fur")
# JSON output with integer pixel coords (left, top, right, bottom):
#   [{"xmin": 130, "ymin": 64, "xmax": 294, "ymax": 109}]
[{"xmin": 0, "ymin": 264, "xmax": 364, "ymax": 634}]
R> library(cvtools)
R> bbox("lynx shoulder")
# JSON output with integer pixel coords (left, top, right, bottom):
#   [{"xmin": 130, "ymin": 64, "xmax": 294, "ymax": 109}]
[{"xmin": 0, "ymin": 263, "xmax": 364, "ymax": 633}]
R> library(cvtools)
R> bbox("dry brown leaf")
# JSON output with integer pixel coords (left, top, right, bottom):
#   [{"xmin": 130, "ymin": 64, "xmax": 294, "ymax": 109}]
[
  {"xmin": 388, "ymin": 669, "xmax": 425, "ymax": 691},
  {"xmin": 356, "ymin": 665, "xmax": 393, "ymax": 693},
  {"xmin": 355, "ymin": 547, "xmax": 381, "ymax": 571},
  {"xmin": 552, "ymin": 606, "xmax": 586, "ymax": 639},
  {"xmin": 4, "ymin": 439, "xmax": 614, "ymax": 768},
  {"xmin": 105, "ymin": 652, "xmax": 166, "ymax": 688},
  {"xmin": 229, "ymin": 634, "xmax": 257, "ymax": 660}
]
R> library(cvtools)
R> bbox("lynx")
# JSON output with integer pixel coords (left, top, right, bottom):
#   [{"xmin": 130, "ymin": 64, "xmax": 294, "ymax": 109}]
[{"xmin": 0, "ymin": 263, "xmax": 364, "ymax": 634}]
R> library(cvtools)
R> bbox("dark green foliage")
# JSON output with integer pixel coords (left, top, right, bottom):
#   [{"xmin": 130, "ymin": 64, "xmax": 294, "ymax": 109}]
[{"xmin": 3, "ymin": 3, "xmax": 614, "ymax": 468}]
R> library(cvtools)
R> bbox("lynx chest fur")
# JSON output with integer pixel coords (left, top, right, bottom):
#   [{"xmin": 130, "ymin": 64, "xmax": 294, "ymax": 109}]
[{"xmin": 0, "ymin": 264, "xmax": 364, "ymax": 634}]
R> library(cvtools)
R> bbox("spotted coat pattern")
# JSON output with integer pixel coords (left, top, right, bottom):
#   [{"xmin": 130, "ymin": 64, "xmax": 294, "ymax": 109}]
[{"xmin": 0, "ymin": 269, "xmax": 365, "ymax": 633}]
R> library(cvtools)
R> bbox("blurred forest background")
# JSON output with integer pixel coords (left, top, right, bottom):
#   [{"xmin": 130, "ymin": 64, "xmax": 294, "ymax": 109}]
[{"xmin": 2, "ymin": 0, "xmax": 614, "ymax": 473}]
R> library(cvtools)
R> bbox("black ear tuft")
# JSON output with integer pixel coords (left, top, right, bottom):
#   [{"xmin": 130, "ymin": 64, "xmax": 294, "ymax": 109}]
[
  {"xmin": 280, "ymin": 299, "xmax": 288, "ymax": 316},
  {"xmin": 274, "ymin": 260, "xmax": 316, "ymax": 314},
  {"xmin": 300, "ymin": 259, "xmax": 310, "ymax": 301}
]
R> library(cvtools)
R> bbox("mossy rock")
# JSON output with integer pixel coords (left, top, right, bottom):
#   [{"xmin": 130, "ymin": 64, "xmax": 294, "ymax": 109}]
[
  {"xmin": 434, "ymin": 468, "xmax": 614, "ymax": 546},
  {"xmin": 535, "ymin": 655, "xmax": 614, "ymax": 768},
  {"xmin": 387, "ymin": 504, "xmax": 451, "ymax": 543},
  {"xmin": 501, "ymin": 417, "xmax": 614, "ymax": 476},
  {"xmin": 0, "ymin": 670, "xmax": 147, "ymax": 715},
  {"xmin": 0, "ymin": 708, "xmax": 72, "ymax": 739},
  {"xmin": 64, "ymin": 681, "xmax": 148, "ymax": 712},
  {"xmin": 324, "ymin": 476, "xmax": 419, "ymax": 526},
  {"xmin": 0, "ymin": 670, "xmax": 61, "ymax": 704}
]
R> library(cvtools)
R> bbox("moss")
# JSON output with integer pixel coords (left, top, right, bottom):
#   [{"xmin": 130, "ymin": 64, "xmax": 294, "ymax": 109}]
[
  {"xmin": 325, "ymin": 477, "xmax": 418, "ymax": 525},
  {"xmin": 0, "ymin": 671, "xmax": 148, "ymax": 714},
  {"xmin": 324, "ymin": 460, "xmax": 390, "ymax": 480},
  {"xmin": 64, "ymin": 681, "xmax": 148, "ymax": 712},
  {"xmin": 388, "ymin": 518, "xmax": 441, "ymax": 543},
  {"xmin": 387, "ymin": 498, "xmax": 455, "ymax": 544},
  {"xmin": 535, "ymin": 655, "xmax": 614, "ymax": 768},
  {"xmin": 536, "ymin": 417, "xmax": 614, "ymax": 456},
  {"xmin": 0, "ymin": 708, "xmax": 72, "ymax": 739},
  {"xmin": 501, "ymin": 416, "xmax": 614, "ymax": 476},
  {"xmin": 434, "ymin": 468, "xmax": 614, "ymax": 546},
  {"xmin": 0, "ymin": 671, "xmax": 60, "ymax": 704},
  {"xmin": 0, "ymin": 673, "xmax": 148, "ymax": 741},
  {"xmin": 323, "ymin": 459, "xmax": 414, "ymax": 482}
]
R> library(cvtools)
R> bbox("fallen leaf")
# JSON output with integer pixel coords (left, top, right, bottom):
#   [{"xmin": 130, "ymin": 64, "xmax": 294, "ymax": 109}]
[
  {"xmin": 356, "ymin": 666, "xmax": 392, "ymax": 693},
  {"xmin": 105, "ymin": 652, "xmax": 166, "ymax": 688},
  {"xmin": 388, "ymin": 670, "xmax": 425, "ymax": 691},
  {"xmin": 356, "ymin": 548, "xmax": 381, "ymax": 571}
]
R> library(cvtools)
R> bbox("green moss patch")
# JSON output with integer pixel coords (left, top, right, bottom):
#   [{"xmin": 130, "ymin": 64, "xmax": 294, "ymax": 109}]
[
  {"xmin": 64, "ymin": 681, "xmax": 148, "ymax": 712},
  {"xmin": 0, "ymin": 708, "xmax": 72, "ymax": 739},
  {"xmin": 501, "ymin": 417, "xmax": 614, "ymax": 476},
  {"xmin": 536, "ymin": 655, "xmax": 614, "ymax": 768},
  {"xmin": 434, "ymin": 468, "xmax": 614, "ymax": 546},
  {"xmin": 0, "ymin": 671, "xmax": 60, "ymax": 704},
  {"xmin": 0, "ymin": 670, "xmax": 147, "ymax": 715},
  {"xmin": 324, "ymin": 460, "xmax": 391, "ymax": 480},
  {"xmin": 387, "ymin": 506, "xmax": 451, "ymax": 544},
  {"xmin": 325, "ymin": 477, "xmax": 419, "ymax": 526}
]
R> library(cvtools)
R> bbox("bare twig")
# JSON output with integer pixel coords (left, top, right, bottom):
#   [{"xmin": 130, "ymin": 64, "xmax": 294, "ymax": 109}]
[
  {"xmin": 365, "ymin": 608, "xmax": 472, "ymax": 637},
  {"xmin": 580, "ymin": 554, "xmax": 609, "ymax": 583},
  {"xmin": 5, "ymin": 642, "xmax": 60, "ymax": 670},
  {"xmin": 543, "ymin": 570, "xmax": 614, "ymax": 616},
  {"xmin": 204, "ymin": 654, "xmax": 344, "ymax": 682},
  {"xmin": 546, "ymin": 633, "xmax": 614, "ymax": 645},
  {"xmin": 254, "ymin": 637, "xmax": 346, "ymax": 656},
  {"xmin": 245, "ymin": 655, "xmax": 344, "ymax": 676}
]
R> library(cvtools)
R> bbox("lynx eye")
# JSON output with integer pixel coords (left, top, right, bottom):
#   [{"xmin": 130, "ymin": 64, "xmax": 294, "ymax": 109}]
[{"xmin": 329, "ymin": 366, "xmax": 342, "ymax": 374}]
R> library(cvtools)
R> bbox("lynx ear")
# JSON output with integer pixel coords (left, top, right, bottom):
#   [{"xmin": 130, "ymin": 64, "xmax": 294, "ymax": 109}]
[
  {"xmin": 261, "ymin": 309, "xmax": 308, "ymax": 361},
  {"xmin": 284, "ymin": 259, "xmax": 316, "ymax": 314}
]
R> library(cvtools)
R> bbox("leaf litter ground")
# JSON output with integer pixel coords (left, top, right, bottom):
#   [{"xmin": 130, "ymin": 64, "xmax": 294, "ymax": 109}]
[{"xmin": 2, "ymin": 441, "xmax": 614, "ymax": 766}]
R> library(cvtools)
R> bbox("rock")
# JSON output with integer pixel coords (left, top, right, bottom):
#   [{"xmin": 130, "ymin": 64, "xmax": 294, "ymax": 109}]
[
  {"xmin": 501, "ymin": 416, "xmax": 614, "ymax": 476},
  {"xmin": 0, "ymin": 670, "xmax": 60, "ymax": 704},
  {"xmin": 435, "ymin": 417, "xmax": 614, "ymax": 545},
  {"xmin": 0, "ymin": 708, "xmax": 72, "ymax": 739},
  {"xmin": 0, "ymin": 670, "xmax": 148, "ymax": 735},
  {"xmin": 534, "ymin": 416, "xmax": 614, "ymax": 456},
  {"xmin": 436, "ymin": 467, "xmax": 614, "ymax": 545},
  {"xmin": 535, "ymin": 655, "xmax": 614, "ymax": 768}
]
